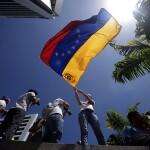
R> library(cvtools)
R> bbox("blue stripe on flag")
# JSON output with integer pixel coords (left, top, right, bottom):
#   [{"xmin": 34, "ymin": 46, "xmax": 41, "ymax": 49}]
[{"xmin": 50, "ymin": 8, "xmax": 111, "ymax": 75}]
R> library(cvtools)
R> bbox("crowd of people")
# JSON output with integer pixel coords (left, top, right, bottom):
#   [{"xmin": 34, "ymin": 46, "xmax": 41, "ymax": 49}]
[
  {"xmin": 107, "ymin": 111, "xmax": 150, "ymax": 146},
  {"xmin": 0, "ymin": 88, "xmax": 149, "ymax": 146}
]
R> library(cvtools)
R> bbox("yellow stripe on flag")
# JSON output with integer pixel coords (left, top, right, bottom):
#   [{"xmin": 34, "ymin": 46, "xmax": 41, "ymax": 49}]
[{"xmin": 62, "ymin": 18, "xmax": 121, "ymax": 87}]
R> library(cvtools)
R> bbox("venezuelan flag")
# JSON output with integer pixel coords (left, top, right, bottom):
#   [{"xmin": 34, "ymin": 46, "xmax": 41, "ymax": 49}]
[{"xmin": 40, "ymin": 8, "xmax": 121, "ymax": 87}]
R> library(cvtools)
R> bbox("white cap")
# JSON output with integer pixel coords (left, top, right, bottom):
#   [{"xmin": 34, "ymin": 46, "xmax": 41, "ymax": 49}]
[
  {"xmin": 47, "ymin": 102, "xmax": 52, "ymax": 107},
  {"xmin": 55, "ymin": 98, "xmax": 63, "ymax": 101},
  {"xmin": 87, "ymin": 93, "xmax": 92, "ymax": 97}
]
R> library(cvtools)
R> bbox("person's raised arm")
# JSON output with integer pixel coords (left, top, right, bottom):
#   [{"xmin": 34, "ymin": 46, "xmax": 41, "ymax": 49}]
[
  {"xmin": 73, "ymin": 87, "xmax": 82, "ymax": 105},
  {"xmin": 77, "ymin": 89, "xmax": 95, "ymax": 105}
]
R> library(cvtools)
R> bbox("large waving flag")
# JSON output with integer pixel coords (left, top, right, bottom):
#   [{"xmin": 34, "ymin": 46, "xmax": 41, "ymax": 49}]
[{"xmin": 40, "ymin": 8, "xmax": 121, "ymax": 87}]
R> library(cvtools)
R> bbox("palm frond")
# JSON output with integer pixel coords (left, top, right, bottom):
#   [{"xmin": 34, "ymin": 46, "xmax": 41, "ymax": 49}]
[
  {"xmin": 128, "ymin": 102, "xmax": 141, "ymax": 113},
  {"xmin": 113, "ymin": 49, "xmax": 150, "ymax": 83},
  {"xmin": 111, "ymin": 0, "xmax": 150, "ymax": 83},
  {"xmin": 134, "ymin": 0, "xmax": 150, "ymax": 39},
  {"xmin": 109, "ymin": 39, "xmax": 150, "ymax": 56},
  {"xmin": 106, "ymin": 111, "xmax": 128, "ymax": 133}
]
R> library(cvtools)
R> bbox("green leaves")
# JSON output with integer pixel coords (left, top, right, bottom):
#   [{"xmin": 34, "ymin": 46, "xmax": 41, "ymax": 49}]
[
  {"xmin": 106, "ymin": 102, "xmax": 150, "ymax": 145},
  {"xmin": 112, "ymin": 51, "xmax": 150, "ymax": 83},
  {"xmin": 128, "ymin": 102, "xmax": 140, "ymax": 113},
  {"xmin": 106, "ymin": 111, "xmax": 129, "ymax": 133},
  {"xmin": 110, "ymin": 0, "xmax": 150, "ymax": 83},
  {"xmin": 110, "ymin": 38, "xmax": 150, "ymax": 56},
  {"xmin": 134, "ymin": 0, "xmax": 150, "ymax": 39},
  {"xmin": 106, "ymin": 102, "xmax": 140, "ymax": 133}
]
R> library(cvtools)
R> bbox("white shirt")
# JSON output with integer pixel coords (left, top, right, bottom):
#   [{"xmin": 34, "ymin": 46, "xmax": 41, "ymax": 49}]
[
  {"xmin": 42, "ymin": 98, "xmax": 65, "ymax": 119},
  {"xmin": 147, "ymin": 115, "xmax": 150, "ymax": 120},
  {"xmin": 42, "ymin": 102, "xmax": 53, "ymax": 119},
  {"xmin": 16, "ymin": 92, "xmax": 36, "ymax": 111},
  {"xmin": 80, "ymin": 101, "xmax": 94, "ymax": 111},
  {"xmin": 0, "ymin": 100, "xmax": 6, "ymax": 109},
  {"xmin": 0, "ymin": 100, "xmax": 6, "ymax": 118}
]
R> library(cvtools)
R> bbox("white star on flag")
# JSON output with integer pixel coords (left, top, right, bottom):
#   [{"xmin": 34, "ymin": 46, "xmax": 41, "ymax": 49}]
[
  {"xmin": 75, "ymin": 40, "xmax": 79, "ymax": 44},
  {"xmin": 56, "ymin": 60, "xmax": 61, "ymax": 65},
  {"xmin": 72, "ymin": 46, "xmax": 76, "ymax": 49},
  {"xmin": 67, "ymin": 50, "xmax": 71, "ymax": 54},
  {"xmin": 76, "ymin": 28, "xmax": 80, "ymax": 33},
  {"xmin": 77, "ymin": 34, "xmax": 81, "ymax": 38},
  {"xmin": 61, "ymin": 53, "xmax": 65, "ymax": 57},
  {"xmin": 55, "ymin": 52, "xmax": 59, "ymax": 56}
]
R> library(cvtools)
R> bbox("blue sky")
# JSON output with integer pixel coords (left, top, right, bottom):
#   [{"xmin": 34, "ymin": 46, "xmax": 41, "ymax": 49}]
[{"xmin": 0, "ymin": 0, "xmax": 150, "ymax": 144}]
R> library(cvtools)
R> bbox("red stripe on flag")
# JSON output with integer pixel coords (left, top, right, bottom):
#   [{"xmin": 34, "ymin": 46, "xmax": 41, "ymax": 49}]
[{"xmin": 40, "ymin": 21, "xmax": 81, "ymax": 66}]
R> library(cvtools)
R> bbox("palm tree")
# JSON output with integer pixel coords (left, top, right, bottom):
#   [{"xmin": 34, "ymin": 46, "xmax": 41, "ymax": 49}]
[
  {"xmin": 106, "ymin": 102, "xmax": 141, "ymax": 132},
  {"xmin": 110, "ymin": 0, "xmax": 150, "ymax": 83},
  {"xmin": 106, "ymin": 102, "xmax": 145, "ymax": 145},
  {"xmin": 128, "ymin": 102, "xmax": 141, "ymax": 113},
  {"xmin": 134, "ymin": 0, "xmax": 150, "ymax": 39},
  {"xmin": 106, "ymin": 111, "xmax": 128, "ymax": 134}
]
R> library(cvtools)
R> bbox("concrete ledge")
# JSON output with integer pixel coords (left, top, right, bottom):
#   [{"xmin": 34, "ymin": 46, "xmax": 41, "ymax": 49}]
[{"xmin": 0, "ymin": 140, "xmax": 149, "ymax": 150}]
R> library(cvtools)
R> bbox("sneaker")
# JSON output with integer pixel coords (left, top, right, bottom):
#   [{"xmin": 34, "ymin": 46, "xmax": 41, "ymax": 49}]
[{"xmin": 76, "ymin": 140, "xmax": 81, "ymax": 145}]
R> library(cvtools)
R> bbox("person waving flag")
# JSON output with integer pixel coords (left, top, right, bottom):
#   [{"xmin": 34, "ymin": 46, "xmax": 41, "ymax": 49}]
[{"xmin": 40, "ymin": 8, "xmax": 121, "ymax": 87}]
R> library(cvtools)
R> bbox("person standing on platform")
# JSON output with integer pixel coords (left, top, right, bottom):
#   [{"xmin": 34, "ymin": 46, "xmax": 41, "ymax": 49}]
[
  {"xmin": 73, "ymin": 88, "xmax": 105, "ymax": 145},
  {"xmin": 42, "ymin": 98, "xmax": 71, "ymax": 143},
  {"xmin": 0, "ymin": 89, "xmax": 40, "ymax": 140}
]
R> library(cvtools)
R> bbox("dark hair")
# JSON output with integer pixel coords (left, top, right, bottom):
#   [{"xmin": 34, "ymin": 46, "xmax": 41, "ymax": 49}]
[
  {"xmin": 1, "ymin": 96, "xmax": 11, "ymax": 104},
  {"xmin": 145, "ymin": 111, "xmax": 150, "ymax": 116},
  {"xmin": 64, "ymin": 107, "xmax": 72, "ymax": 116},
  {"xmin": 28, "ymin": 89, "xmax": 38, "ymax": 96},
  {"xmin": 127, "ymin": 111, "xmax": 140, "ymax": 122},
  {"xmin": 127, "ymin": 111, "xmax": 147, "ymax": 129}
]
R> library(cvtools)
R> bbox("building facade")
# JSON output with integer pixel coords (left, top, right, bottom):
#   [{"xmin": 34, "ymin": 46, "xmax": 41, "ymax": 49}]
[{"xmin": 0, "ymin": 0, "xmax": 63, "ymax": 19}]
